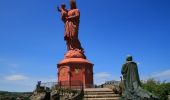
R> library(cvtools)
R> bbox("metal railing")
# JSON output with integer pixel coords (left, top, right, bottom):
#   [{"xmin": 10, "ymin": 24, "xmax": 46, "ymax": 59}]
[
  {"xmin": 57, "ymin": 80, "xmax": 83, "ymax": 90},
  {"xmin": 39, "ymin": 80, "xmax": 83, "ymax": 91}
]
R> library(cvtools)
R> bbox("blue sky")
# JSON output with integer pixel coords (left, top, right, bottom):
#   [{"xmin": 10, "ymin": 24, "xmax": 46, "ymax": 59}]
[{"xmin": 0, "ymin": 0, "xmax": 170, "ymax": 92}]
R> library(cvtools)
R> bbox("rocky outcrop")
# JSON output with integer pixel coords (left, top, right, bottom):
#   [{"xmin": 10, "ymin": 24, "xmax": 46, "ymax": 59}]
[{"xmin": 30, "ymin": 91, "xmax": 50, "ymax": 100}]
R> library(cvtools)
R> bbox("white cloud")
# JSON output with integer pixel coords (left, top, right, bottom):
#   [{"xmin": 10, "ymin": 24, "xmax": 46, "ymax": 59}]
[
  {"xmin": 141, "ymin": 69, "xmax": 170, "ymax": 82},
  {"xmin": 8, "ymin": 64, "xmax": 19, "ymax": 68},
  {"xmin": 95, "ymin": 72, "xmax": 111, "ymax": 78},
  {"xmin": 151, "ymin": 69, "xmax": 170, "ymax": 79},
  {"xmin": 4, "ymin": 74, "xmax": 28, "ymax": 81},
  {"xmin": 94, "ymin": 72, "xmax": 112, "ymax": 85}
]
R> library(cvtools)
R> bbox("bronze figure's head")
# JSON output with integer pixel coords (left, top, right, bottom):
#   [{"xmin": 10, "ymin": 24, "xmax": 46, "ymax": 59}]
[
  {"xmin": 70, "ymin": 0, "xmax": 77, "ymax": 9},
  {"xmin": 126, "ymin": 55, "xmax": 133, "ymax": 61}
]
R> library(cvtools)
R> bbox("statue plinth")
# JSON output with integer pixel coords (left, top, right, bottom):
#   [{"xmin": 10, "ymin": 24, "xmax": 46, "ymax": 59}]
[{"xmin": 57, "ymin": 50, "xmax": 94, "ymax": 88}]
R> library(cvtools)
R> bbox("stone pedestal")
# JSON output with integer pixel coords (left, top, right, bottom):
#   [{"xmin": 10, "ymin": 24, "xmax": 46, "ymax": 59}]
[
  {"xmin": 57, "ymin": 50, "xmax": 93, "ymax": 88},
  {"xmin": 57, "ymin": 58, "xmax": 93, "ymax": 88}
]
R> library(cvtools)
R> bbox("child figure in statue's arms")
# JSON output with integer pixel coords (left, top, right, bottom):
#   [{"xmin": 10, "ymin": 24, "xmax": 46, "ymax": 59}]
[{"xmin": 57, "ymin": 4, "xmax": 68, "ymax": 23}]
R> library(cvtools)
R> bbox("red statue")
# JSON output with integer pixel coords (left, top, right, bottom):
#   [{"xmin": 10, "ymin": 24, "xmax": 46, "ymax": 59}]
[
  {"xmin": 58, "ymin": 0, "xmax": 83, "ymax": 52},
  {"xmin": 57, "ymin": 0, "xmax": 94, "ymax": 88}
]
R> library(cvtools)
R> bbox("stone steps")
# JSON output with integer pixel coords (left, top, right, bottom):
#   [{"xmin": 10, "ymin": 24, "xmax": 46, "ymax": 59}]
[
  {"xmin": 84, "ymin": 94, "xmax": 119, "ymax": 98},
  {"xmin": 83, "ymin": 88, "xmax": 120, "ymax": 100},
  {"xmin": 85, "ymin": 92, "xmax": 115, "ymax": 95},
  {"xmin": 83, "ymin": 97, "xmax": 120, "ymax": 100}
]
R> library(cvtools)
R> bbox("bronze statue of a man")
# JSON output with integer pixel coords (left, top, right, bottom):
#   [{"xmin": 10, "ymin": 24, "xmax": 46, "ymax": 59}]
[
  {"xmin": 121, "ymin": 56, "xmax": 158, "ymax": 100},
  {"xmin": 58, "ymin": 0, "xmax": 83, "ymax": 51}
]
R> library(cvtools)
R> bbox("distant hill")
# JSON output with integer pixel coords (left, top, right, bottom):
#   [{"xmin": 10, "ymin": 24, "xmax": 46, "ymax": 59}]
[{"xmin": 0, "ymin": 91, "xmax": 32, "ymax": 100}]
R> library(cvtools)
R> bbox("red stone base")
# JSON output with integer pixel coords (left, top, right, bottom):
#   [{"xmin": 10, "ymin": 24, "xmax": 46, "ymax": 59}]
[{"xmin": 57, "ymin": 58, "xmax": 93, "ymax": 88}]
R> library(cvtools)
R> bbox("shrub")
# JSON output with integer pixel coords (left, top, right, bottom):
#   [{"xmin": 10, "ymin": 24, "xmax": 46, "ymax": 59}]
[{"xmin": 142, "ymin": 78, "xmax": 170, "ymax": 100}]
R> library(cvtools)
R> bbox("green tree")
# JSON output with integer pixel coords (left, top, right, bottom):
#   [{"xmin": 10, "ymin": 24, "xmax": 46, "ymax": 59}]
[{"xmin": 142, "ymin": 78, "xmax": 170, "ymax": 100}]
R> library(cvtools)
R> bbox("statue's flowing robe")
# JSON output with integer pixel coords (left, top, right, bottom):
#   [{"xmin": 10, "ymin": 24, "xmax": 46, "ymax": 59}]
[
  {"xmin": 63, "ymin": 9, "xmax": 83, "ymax": 51},
  {"xmin": 121, "ymin": 61, "xmax": 158, "ymax": 100}
]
